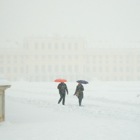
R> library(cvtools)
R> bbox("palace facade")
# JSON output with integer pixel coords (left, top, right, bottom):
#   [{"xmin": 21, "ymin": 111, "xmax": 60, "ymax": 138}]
[{"xmin": 0, "ymin": 38, "xmax": 140, "ymax": 81}]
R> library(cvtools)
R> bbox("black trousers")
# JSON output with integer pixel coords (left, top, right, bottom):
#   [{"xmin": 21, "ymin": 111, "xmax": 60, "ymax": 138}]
[
  {"xmin": 78, "ymin": 97, "xmax": 82, "ymax": 106},
  {"xmin": 78, "ymin": 92, "xmax": 83, "ymax": 106},
  {"xmin": 58, "ymin": 94, "xmax": 66, "ymax": 105}
]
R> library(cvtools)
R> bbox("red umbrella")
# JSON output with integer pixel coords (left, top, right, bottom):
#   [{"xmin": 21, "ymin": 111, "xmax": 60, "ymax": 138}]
[{"xmin": 54, "ymin": 79, "xmax": 67, "ymax": 82}]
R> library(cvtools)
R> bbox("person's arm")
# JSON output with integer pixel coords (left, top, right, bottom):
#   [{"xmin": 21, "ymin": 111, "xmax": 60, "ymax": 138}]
[
  {"xmin": 65, "ymin": 85, "xmax": 68, "ymax": 94},
  {"xmin": 74, "ymin": 86, "xmax": 78, "ymax": 95},
  {"xmin": 57, "ymin": 84, "xmax": 60, "ymax": 89},
  {"xmin": 81, "ymin": 85, "xmax": 84, "ymax": 91}
]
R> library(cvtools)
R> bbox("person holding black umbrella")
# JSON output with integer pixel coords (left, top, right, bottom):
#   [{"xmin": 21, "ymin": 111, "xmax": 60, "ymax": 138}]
[{"xmin": 74, "ymin": 82, "xmax": 84, "ymax": 106}]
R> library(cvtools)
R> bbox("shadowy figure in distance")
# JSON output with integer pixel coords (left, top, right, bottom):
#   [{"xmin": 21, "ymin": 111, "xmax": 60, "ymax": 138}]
[{"xmin": 57, "ymin": 82, "xmax": 68, "ymax": 105}]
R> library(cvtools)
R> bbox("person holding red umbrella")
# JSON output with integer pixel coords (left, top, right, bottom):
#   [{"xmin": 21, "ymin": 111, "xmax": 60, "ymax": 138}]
[{"xmin": 57, "ymin": 81, "xmax": 68, "ymax": 105}]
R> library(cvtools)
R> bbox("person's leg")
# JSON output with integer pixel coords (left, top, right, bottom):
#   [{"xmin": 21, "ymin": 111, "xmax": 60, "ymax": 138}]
[
  {"xmin": 79, "ymin": 98, "xmax": 82, "ymax": 106},
  {"xmin": 62, "ymin": 94, "xmax": 66, "ymax": 105},
  {"xmin": 58, "ymin": 95, "xmax": 63, "ymax": 104}
]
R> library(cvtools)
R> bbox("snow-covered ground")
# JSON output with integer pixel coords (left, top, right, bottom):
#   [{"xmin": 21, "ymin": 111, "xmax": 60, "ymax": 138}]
[{"xmin": 0, "ymin": 81, "xmax": 140, "ymax": 140}]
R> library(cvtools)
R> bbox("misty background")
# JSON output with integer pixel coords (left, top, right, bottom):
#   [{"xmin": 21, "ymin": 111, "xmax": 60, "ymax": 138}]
[
  {"xmin": 1, "ymin": 2, "xmax": 140, "ymax": 140},
  {"xmin": 0, "ymin": 0, "xmax": 140, "ymax": 45},
  {"xmin": 0, "ymin": 0, "xmax": 140, "ymax": 81}
]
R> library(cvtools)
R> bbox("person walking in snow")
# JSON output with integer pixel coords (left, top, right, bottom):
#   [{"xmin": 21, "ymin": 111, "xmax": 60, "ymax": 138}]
[
  {"xmin": 74, "ymin": 82, "xmax": 84, "ymax": 106},
  {"xmin": 57, "ymin": 82, "xmax": 68, "ymax": 105}
]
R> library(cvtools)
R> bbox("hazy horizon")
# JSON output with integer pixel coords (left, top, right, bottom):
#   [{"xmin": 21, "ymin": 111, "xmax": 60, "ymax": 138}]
[{"xmin": 0, "ymin": 0, "xmax": 140, "ymax": 47}]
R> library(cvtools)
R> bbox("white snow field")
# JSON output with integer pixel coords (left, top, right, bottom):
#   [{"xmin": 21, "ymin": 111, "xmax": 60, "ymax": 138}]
[{"xmin": 0, "ymin": 81, "xmax": 140, "ymax": 140}]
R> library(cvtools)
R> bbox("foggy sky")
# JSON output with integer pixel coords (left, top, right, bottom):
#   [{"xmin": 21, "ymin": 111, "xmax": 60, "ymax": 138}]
[{"xmin": 0, "ymin": 0, "xmax": 140, "ymax": 45}]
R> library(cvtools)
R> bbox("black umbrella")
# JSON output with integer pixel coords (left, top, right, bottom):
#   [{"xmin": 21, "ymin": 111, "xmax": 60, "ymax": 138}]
[{"xmin": 76, "ymin": 80, "xmax": 88, "ymax": 84}]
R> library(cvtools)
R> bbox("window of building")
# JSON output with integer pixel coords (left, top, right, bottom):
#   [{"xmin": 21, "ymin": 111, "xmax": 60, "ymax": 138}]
[
  {"xmin": 47, "ymin": 65, "xmax": 52, "ymax": 71},
  {"xmin": 68, "ymin": 66, "xmax": 71, "ymax": 72},
  {"xmin": 54, "ymin": 43, "xmax": 58, "ymax": 50},
  {"xmin": 113, "ymin": 66, "xmax": 117, "ymax": 72},
  {"xmin": 62, "ymin": 65, "xmax": 66, "ymax": 72},
  {"xmin": 68, "ymin": 43, "xmax": 71, "ymax": 50},
  {"xmin": 14, "ymin": 67, "xmax": 17, "ymax": 73},
  {"xmin": 138, "ymin": 76, "xmax": 140, "ymax": 80},
  {"xmin": 26, "ymin": 66, "xmax": 28, "ymax": 73},
  {"xmin": 68, "ymin": 55, "xmax": 72, "ymax": 60},
  {"xmin": 137, "ymin": 67, "xmax": 140, "ymax": 72},
  {"xmin": 99, "ymin": 66, "xmax": 102, "ymax": 72},
  {"xmin": 35, "ymin": 42, "xmax": 38, "ymax": 49},
  {"xmin": 0, "ymin": 67, "xmax": 3, "ymax": 72},
  {"xmin": 137, "ymin": 55, "xmax": 140, "ymax": 62},
  {"xmin": 35, "ymin": 55, "xmax": 38, "ymax": 60},
  {"xmin": 42, "ymin": 65, "xmax": 46, "ymax": 72},
  {"xmin": 62, "ymin": 43, "xmax": 65, "ymax": 49},
  {"xmin": 55, "ymin": 55, "xmax": 58, "ymax": 59},
  {"xmin": 92, "ymin": 67, "xmax": 96, "ymax": 72},
  {"xmin": 35, "ymin": 66, "xmax": 38, "ymax": 73},
  {"xmin": 7, "ymin": 67, "xmax": 11, "ymax": 72},
  {"xmin": 106, "ymin": 66, "xmax": 109, "ymax": 72},
  {"xmin": 61, "ymin": 55, "xmax": 65, "ymax": 59},
  {"xmin": 48, "ymin": 43, "xmax": 52, "ymax": 49},
  {"xmin": 75, "ymin": 42, "xmax": 78, "ymax": 48},
  {"xmin": 42, "ymin": 43, "xmax": 45, "ymax": 49},
  {"xmin": 120, "ymin": 67, "xmax": 123, "ymax": 72},
  {"xmin": 48, "ymin": 55, "xmax": 52, "ymax": 59}
]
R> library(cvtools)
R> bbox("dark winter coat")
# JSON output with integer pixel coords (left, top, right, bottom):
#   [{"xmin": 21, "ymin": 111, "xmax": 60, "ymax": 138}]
[
  {"xmin": 57, "ymin": 82, "xmax": 68, "ymax": 95},
  {"xmin": 74, "ymin": 83, "xmax": 84, "ymax": 99}
]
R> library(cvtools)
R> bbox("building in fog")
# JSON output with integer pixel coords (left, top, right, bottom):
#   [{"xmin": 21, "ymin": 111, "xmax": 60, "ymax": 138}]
[{"xmin": 0, "ymin": 38, "xmax": 140, "ymax": 81}]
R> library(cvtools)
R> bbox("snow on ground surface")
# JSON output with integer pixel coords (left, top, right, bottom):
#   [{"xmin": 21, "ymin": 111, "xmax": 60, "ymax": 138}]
[{"xmin": 0, "ymin": 81, "xmax": 140, "ymax": 140}]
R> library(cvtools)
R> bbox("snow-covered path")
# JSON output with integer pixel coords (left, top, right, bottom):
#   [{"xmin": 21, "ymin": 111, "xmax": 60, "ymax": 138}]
[{"xmin": 0, "ymin": 82, "xmax": 140, "ymax": 140}]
